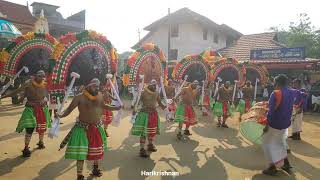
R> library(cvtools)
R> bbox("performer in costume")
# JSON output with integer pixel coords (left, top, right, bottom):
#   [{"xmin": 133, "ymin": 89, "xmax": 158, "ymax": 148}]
[
  {"xmin": 58, "ymin": 78, "xmax": 121, "ymax": 180},
  {"xmin": 214, "ymin": 81, "xmax": 233, "ymax": 128},
  {"xmin": 101, "ymin": 81, "xmax": 117, "ymax": 137},
  {"xmin": 261, "ymin": 74, "xmax": 303, "ymax": 175},
  {"xmin": 201, "ymin": 81, "xmax": 211, "ymax": 116},
  {"xmin": 237, "ymin": 81, "xmax": 254, "ymax": 116},
  {"xmin": 175, "ymin": 80, "xmax": 198, "ymax": 140},
  {"xmin": 131, "ymin": 79, "xmax": 166, "ymax": 158},
  {"xmin": 289, "ymin": 79, "xmax": 306, "ymax": 140},
  {"xmin": 1, "ymin": 70, "xmax": 51, "ymax": 157},
  {"xmin": 164, "ymin": 79, "xmax": 176, "ymax": 121}
]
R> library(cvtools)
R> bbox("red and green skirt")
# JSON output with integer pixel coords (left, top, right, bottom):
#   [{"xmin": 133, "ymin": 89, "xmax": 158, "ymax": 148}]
[
  {"xmin": 175, "ymin": 104, "xmax": 197, "ymax": 126},
  {"xmin": 102, "ymin": 109, "xmax": 113, "ymax": 125},
  {"xmin": 214, "ymin": 101, "xmax": 233, "ymax": 117},
  {"xmin": 203, "ymin": 95, "xmax": 210, "ymax": 110},
  {"xmin": 65, "ymin": 122, "xmax": 107, "ymax": 160},
  {"xmin": 131, "ymin": 111, "xmax": 160, "ymax": 139},
  {"xmin": 16, "ymin": 105, "xmax": 52, "ymax": 134},
  {"xmin": 237, "ymin": 99, "xmax": 254, "ymax": 114}
]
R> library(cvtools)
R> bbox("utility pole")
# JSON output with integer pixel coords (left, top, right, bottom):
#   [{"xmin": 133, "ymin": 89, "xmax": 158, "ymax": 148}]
[
  {"xmin": 138, "ymin": 28, "xmax": 141, "ymax": 41},
  {"xmin": 167, "ymin": 8, "xmax": 171, "ymax": 61}
]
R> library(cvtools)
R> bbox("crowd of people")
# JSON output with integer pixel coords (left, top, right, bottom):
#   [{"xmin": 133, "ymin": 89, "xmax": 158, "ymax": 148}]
[{"xmin": 0, "ymin": 70, "xmax": 312, "ymax": 179}]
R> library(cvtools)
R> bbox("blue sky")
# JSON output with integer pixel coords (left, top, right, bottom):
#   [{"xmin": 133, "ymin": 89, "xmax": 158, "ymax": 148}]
[{"xmin": 9, "ymin": 0, "xmax": 320, "ymax": 52}]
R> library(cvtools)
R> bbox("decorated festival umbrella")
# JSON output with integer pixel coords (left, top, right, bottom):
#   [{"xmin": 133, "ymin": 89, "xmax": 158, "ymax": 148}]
[{"xmin": 240, "ymin": 118, "xmax": 266, "ymax": 145}]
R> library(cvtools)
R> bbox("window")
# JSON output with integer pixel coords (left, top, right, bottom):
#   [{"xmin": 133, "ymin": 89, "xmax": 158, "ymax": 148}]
[
  {"xmin": 168, "ymin": 49, "xmax": 178, "ymax": 60},
  {"xmin": 170, "ymin": 24, "xmax": 179, "ymax": 37},
  {"xmin": 203, "ymin": 28, "xmax": 208, "ymax": 40},
  {"xmin": 226, "ymin": 37, "xmax": 234, "ymax": 46},
  {"xmin": 213, "ymin": 32, "xmax": 219, "ymax": 43}
]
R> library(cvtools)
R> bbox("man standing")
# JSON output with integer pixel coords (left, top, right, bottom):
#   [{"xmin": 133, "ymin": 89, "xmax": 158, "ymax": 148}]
[
  {"xmin": 101, "ymin": 81, "xmax": 117, "ymax": 137},
  {"xmin": 240, "ymin": 81, "xmax": 254, "ymax": 114},
  {"xmin": 164, "ymin": 79, "xmax": 176, "ymax": 121},
  {"xmin": 131, "ymin": 80, "xmax": 166, "ymax": 158},
  {"xmin": 214, "ymin": 81, "xmax": 233, "ymax": 128},
  {"xmin": 201, "ymin": 81, "xmax": 211, "ymax": 116},
  {"xmin": 261, "ymin": 74, "xmax": 302, "ymax": 175},
  {"xmin": 175, "ymin": 80, "xmax": 198, "ymax": 140},
  {"xmin": 1, "ymin": 70, "xmax": 51, "ymax": 157},
  {"xmin": 289, "ymin": 79, "xmax": 305, "ymax": 140},
  {"xmin": 58, "ymin": 78, "xmax": 120, "ymax": 180}
]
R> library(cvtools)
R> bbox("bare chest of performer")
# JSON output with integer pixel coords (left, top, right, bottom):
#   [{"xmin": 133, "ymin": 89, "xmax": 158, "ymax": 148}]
[
  {"xmin": 165, "ymin": 86, "xmax": 175, "ymax": 99},
  {"xmin": 181, "ymin": 87, "xmax": 195, "ymax": 105},
  {"xmin": 24, "ymin": 81, "xmax": 47, "ymax": 102},
  {"xmin": 77, "ymin": 93, "xmax": 104, "ymax": 124},
  {"xmin": 218, "ymin": 87, "xmax": 233, "ymax": 102},
  {"xmin": 204, "ymin": 88, "xmax": 210, "ymax": 96},
  {"xmin": 242, "ymin": 86, "xmax": 254, "ymax": 100},
  {"xmin": 140, "ymin": 87, "xmax": 160, "ymax": 112}
]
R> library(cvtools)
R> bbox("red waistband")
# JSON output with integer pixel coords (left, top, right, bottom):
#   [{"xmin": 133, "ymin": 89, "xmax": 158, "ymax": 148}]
[{"xmin": 26, "ymin": 101, "xmax": 46, "ymax": 107}]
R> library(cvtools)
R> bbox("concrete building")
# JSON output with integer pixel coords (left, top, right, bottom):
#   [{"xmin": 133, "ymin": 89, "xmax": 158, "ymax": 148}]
[{"xmin": 132, "ymin": 8, "xmax": 242, "ymax": 61}]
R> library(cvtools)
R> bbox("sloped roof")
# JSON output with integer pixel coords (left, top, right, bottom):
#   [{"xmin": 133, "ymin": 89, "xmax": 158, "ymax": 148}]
[
  {"xmin": 146, "ymin": 8, "xmax": 215, "ymax": 30},
  {"xmin": 133, "ymin": 8, "xmax": 242, "ymax": 49},
  {"xmin": 132, "ymin": 31, "xmax": 153, "ymax": 49},
  {"xmin": 0, "ymin": 0, "xmax": 36, "ymax": 25},
  {"xmin": 30, "ymin": 2, "xmax": 59, "ymax": 9},
  {"xmin": 218, "ymin": 32, "xmax": 286, "ymax": 61}
]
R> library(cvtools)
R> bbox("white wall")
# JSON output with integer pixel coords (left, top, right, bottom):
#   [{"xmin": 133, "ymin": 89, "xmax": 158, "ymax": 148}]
[{"xmin": 142, "ymin": 23, "xmax": 228, "ymax": 60}]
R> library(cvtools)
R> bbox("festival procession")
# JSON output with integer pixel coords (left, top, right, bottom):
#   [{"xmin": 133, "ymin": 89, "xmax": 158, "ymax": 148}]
[{"xmin": 0, "ymin": 1, "xmax": 320, "ymax": 180}]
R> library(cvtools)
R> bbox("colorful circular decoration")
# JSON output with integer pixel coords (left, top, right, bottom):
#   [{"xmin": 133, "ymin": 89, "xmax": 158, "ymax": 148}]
[
  {"xmin": 0, "ymin": 32, "xmax": 57, "ymax": 77},
  {"xmin": 47, "ymin": 30, "xmax": 118, "ymax": 104},
  {"xmin": 210, "ymin": 57, "xmax": 246, "ymax": 86},
  {"xmin": 242, "ymin": 62, "xmax": 269, "ymax": 85},
  {"xmin": 124, "ymin": 43, "xmax": 167, "ymax": 86},
  {"xmin": 173, "ymin": 54, "xmax": 211, "ymax": 83}
]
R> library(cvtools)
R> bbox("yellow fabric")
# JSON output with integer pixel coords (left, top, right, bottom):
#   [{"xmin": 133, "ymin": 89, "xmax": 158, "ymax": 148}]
[
  {"xmin": 32, "ymin": 80, "xmax": 47, "ymax": 89},
  {"xmin": 83, "ymin": 90, "xmax": 98, "ymax": 101}
]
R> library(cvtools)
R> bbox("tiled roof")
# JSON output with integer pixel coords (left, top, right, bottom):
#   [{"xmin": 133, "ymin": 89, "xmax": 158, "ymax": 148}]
[
  {"xmin": 0, "ymin": 0, "xmax": 36, "ymax": 25},
  {"xmin": 218, "ymin": 32, "xmax": 286, "ymax": 61}
]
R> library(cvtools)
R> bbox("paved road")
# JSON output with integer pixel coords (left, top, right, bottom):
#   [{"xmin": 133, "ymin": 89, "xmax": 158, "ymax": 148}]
[{"xmin": 0, "ymin": 98, "xmax": 319, "ymax": 180}]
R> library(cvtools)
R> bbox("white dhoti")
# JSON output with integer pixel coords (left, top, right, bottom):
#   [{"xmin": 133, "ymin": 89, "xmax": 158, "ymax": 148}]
[
  {"xmin": 262, "ymin": 127, "xmax": 288, "ymax": 167},
  {"xmin": 167, "ymin": 99, "xmax": 176, "ymax": 121},
  {"xmin": 291, "ymin": 112, "xmax": 303, "ymax": 133}
]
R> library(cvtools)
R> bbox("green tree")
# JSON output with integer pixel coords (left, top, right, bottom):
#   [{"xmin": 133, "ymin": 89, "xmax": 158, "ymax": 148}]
[
  {"xmin": 271, "ymin": 13, "xmax": 320, "ymax": 58},
  {"xmin": 117, "ymin": 51, "xmax": 133, "ymax": 75}
]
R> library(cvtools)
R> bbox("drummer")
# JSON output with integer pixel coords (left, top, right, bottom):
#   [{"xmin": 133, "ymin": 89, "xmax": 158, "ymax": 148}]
[{"xmin": 261, "ymin": 74, "xmax": 303, "ymax": 175}]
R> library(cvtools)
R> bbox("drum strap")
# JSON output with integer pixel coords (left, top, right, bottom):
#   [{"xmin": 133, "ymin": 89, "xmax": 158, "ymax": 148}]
[{"xmin": 274, "ymin": 90, "xmax": 282, "ymax": 110}]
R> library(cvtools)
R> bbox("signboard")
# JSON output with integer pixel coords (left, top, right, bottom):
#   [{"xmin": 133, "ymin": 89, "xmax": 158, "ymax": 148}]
[{"xmin": 250, "ymin": 47, "xmax": 305, "ymax": 60}]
